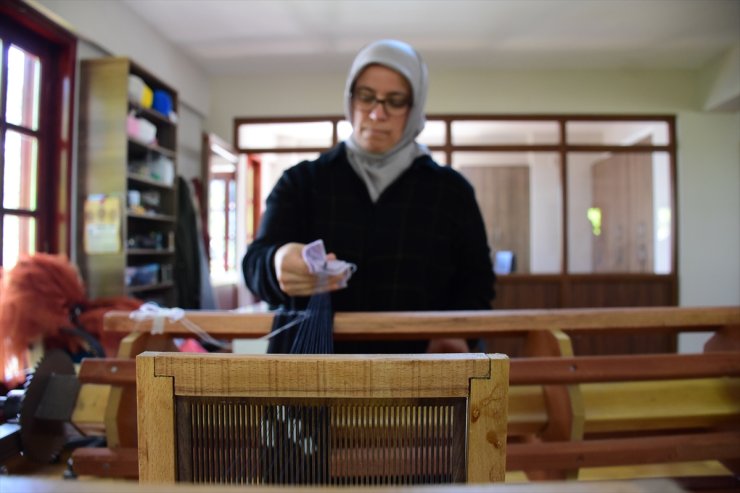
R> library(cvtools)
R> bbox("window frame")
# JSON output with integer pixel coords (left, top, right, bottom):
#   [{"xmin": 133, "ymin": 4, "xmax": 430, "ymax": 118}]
[
  {"xmin": 209, "ymin": 170, "xmax": 237, "ymax": 275},
  {"xmin": 235, "ymin": 114, "xmax": 677, "ymax": 280},
  {"xmin": 0, "ymin": 1, "xmax": 77, "ymax": 267}
]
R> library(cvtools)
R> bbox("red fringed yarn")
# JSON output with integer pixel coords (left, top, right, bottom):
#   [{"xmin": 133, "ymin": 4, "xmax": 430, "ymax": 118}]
[{"xmin": 0, "ymin": 253, "xmax": 142, "ymax": 387}]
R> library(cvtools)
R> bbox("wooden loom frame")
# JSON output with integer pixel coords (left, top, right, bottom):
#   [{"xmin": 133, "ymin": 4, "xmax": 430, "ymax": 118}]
[{"xmin": 136, "ymin": 352, "xmax": 510, "ymax": 485}]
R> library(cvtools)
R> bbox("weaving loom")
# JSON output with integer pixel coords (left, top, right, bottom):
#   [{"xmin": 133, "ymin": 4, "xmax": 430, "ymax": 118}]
[{"xmin": 136, "ymin": 351, "xmax": 509, "ymax": 485}]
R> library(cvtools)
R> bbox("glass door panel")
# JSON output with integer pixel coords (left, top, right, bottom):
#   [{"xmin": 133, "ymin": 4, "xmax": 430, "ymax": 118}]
[
  {"xmin": 452, "ymin": 151, "xmax": 563, "ymax": 274},
  {"xmin": 451, "ymin": 120, "xmax": 559, "ymax": 145},
  {"xmin": 567, "ymin": 151, "xmax": 672, "ymax": 273},
  {"xmin": 566, "ymin": 121, "xmax": 670, "ymax": 146}
]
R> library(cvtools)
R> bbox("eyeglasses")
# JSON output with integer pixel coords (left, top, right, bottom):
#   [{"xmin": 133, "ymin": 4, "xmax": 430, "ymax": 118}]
[{"xmin": 352, "ymin": 87, "xmax": 411, "ymax": 116}]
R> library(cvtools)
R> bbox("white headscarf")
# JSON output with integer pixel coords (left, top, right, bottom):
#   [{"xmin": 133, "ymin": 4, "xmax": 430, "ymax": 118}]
[{"xmin": 343, "ymin": 39, "xmax": 430, "ymax": 202}]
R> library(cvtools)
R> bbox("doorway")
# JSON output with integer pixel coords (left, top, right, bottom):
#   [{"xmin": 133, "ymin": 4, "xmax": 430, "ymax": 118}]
[{"xmin": 201, "ymin": 133, "xmax": 240, "ymax": 309}]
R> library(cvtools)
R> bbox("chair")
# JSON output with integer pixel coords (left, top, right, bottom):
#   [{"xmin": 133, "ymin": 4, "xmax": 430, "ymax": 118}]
[{"xmin": 136, "ymin": 352, "xmax": 509, "ymax": 485}]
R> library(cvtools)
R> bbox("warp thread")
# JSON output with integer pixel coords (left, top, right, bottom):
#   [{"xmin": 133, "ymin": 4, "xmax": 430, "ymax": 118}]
[
  {"xmin": 288, "ymin": 284, "xmax": 334, "ymax": 355},
  {"xmin": 262, "ymin": 289, "xmax": 334, "ymax": 354},
  {"xmin": 259, "ymin": 240, "xmax": 354, "ymax": 484},
  {"xmin": 129, "ymin": 302, "xmax": 231, "ymax": 351},
  {"xmin": 265, "ymin": 240, "xmax": 355, "ymax": 355}
]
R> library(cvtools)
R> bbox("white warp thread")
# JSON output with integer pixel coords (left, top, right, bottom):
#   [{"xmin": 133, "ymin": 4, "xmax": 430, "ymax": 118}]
[
  {"xmin": 129, "ymin": 302, "xmax": 231, "ymax": 351},
  {"xmin": 258, "ymin": 312, "xmax": 310, "ymax": 341}
]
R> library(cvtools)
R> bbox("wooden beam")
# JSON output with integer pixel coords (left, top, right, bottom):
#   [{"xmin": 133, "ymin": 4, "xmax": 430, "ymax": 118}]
[
  {"xmin": 78, "ymin": 358, "xmax": 136, "ymax": 385},
  {"xmin": 150, "ymin": 352, "xmax": 492, "ymax": 399},
  {"xmin": 103, "ymin": 306, "xmax": 740, "ymax": 339},
  {"xmin": 70, "ymin": 447, "xmax": 139, "ymax": 478},
  {"xmin": 507, "ymin": 431, "xmax": 740, "ymax": 470},
  {"xmin": 509, "ymin": 351, "xmax": 740, "ymax": 384}
]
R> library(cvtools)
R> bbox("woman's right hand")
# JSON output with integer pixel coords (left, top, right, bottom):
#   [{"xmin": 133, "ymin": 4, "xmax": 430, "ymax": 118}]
[{"xmin": 273, "ymin": 242, "xmax": 346, "ymax": 297}]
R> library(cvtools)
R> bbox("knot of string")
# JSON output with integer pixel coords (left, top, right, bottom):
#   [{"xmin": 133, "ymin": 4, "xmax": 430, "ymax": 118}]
[{"xmin": 129, "ymin": 302, "xmax": 231, "ymax": 351}]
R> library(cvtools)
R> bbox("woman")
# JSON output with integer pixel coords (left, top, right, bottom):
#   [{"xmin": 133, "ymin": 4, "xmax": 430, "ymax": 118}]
[{"xmin": 242, "ymin": 39, "xmax": 494, "ymax": 353}]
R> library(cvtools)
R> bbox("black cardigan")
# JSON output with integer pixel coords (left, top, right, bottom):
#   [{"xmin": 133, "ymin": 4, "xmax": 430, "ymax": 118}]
[{"xmin": 243, "ymin": 143, "xmax": 495, "ymax": 353}]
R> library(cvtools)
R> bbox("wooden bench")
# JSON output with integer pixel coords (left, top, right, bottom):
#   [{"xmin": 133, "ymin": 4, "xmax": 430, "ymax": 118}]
[
  {"xmin": 506, "ymin": 352, "xmax": 740, "ymax": 486},
  {"xmin": 69, "ymin": 306, "xmax": 740, "ymax": 488}
]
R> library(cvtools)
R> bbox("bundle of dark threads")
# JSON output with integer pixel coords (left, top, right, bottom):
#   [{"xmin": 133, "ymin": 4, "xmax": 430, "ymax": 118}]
[
  {"xmin": 289, "ymin": 288, "xmax": 334, "ymax": 354},
  {"xmin": 262, "ymin": 276, "xmax": 333, "ymax": 484}
]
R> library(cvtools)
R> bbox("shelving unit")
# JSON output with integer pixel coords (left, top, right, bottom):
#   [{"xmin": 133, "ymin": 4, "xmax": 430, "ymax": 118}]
[{"xmin": 78, "ymin": 57, "xmax": 178, "ymax": 306}]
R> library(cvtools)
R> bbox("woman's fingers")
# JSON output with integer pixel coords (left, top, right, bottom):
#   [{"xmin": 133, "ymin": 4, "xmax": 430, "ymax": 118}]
[
  {"xmin": 279, "ymin": 271, "xmax": 348, "ymax": 297},
  {"xmin": 275, "ymin": 243, "xmax": 351, "ymax": 296}
]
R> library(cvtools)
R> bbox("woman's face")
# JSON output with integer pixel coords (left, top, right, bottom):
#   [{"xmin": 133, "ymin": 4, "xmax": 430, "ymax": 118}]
[{"xmin": 351, "ymin": 64, "xmax": 411, "ymax": 154}]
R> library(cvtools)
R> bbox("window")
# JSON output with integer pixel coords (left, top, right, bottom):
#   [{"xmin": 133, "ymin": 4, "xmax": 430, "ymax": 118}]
[
  {"xmin": 2, "ymin": 43, "xmax": 41, "ymax": 269},
  {"xmin": 208, "ymin": 170, "xmax": 237, "ymax": 276},
  {"xmin": 443, "ymin": 116, "xmax": 675, "ymax": 276},
  {"xmin": 0, "ymin": 4, "xmax": 76, "ymax": 269},
  {"xmin": 236, "ymin": 115, "xmax": 675, "ymax": 281},
  {"xmin": 234, "ymin": 117, "xmax": 346, "ymax": 234}
]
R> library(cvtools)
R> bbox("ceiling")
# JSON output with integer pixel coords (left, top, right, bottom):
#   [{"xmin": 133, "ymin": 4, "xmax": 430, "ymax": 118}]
[{"xmin": 121, "ymin": 0, "xmax": 740, "ymax": 77}]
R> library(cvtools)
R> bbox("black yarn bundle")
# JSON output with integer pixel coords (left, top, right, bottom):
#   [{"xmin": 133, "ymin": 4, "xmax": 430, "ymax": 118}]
[
  {"xmin": 266, "ymin": 292, "xmax": 334, "ymax": 354},
  {"xmin": 266, "ymin": 240, "xmax": 354, "ymax": 355},
  {"xmin": 261, "ymin": 241, "xmax": 354, "ymax": 484},
  {"xmin": 288, "ymin": 290, "xmax": 334, "ymax": 354}
]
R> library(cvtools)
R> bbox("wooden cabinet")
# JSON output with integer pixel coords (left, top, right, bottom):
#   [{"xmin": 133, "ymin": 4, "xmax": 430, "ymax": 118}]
[{"xmin": 78, "ymin": 57, "xmax": 178, "ymax": 306}]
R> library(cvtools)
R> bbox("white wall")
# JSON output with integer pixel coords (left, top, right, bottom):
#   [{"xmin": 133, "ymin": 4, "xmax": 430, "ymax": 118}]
[
  {"xmin": 701, "ymin": 43, "xmax": 740, "ymax": 111},
  {"xmin": 677, "ymin": 112, "xmax": 740, "ymax": 305},
  {"xmin": 34, "ymin": 0, "xmax": 210, "ymax": 116},
  {"xmin": 177, "ymin": 104, "xmax": 205, "ymax": 180},
  {"xmin": 567, "ymin": 154, "xmax": 597, "ymax": 273},
  {"xmin": 209, "ymin": 68, "xmax": 740, "ymax": 313},
  {"xmin": 207, "ymin": 73, "xmax": 346, "ymax": 140}
]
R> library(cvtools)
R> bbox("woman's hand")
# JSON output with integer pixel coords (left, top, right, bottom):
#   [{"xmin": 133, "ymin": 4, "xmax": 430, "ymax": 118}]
[
  {"xmin": 427, "ymin": 338, "xmax": 471, "ymax": 353},
  {"xmin": 273, "ymin": 242, "xmax": 347, "ymax": 297}
]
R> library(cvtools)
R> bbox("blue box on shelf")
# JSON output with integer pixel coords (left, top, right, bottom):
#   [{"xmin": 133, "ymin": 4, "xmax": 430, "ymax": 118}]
[{"xmin": 125, "ymin": 263, "xmax": 160, "ymax": 286}]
